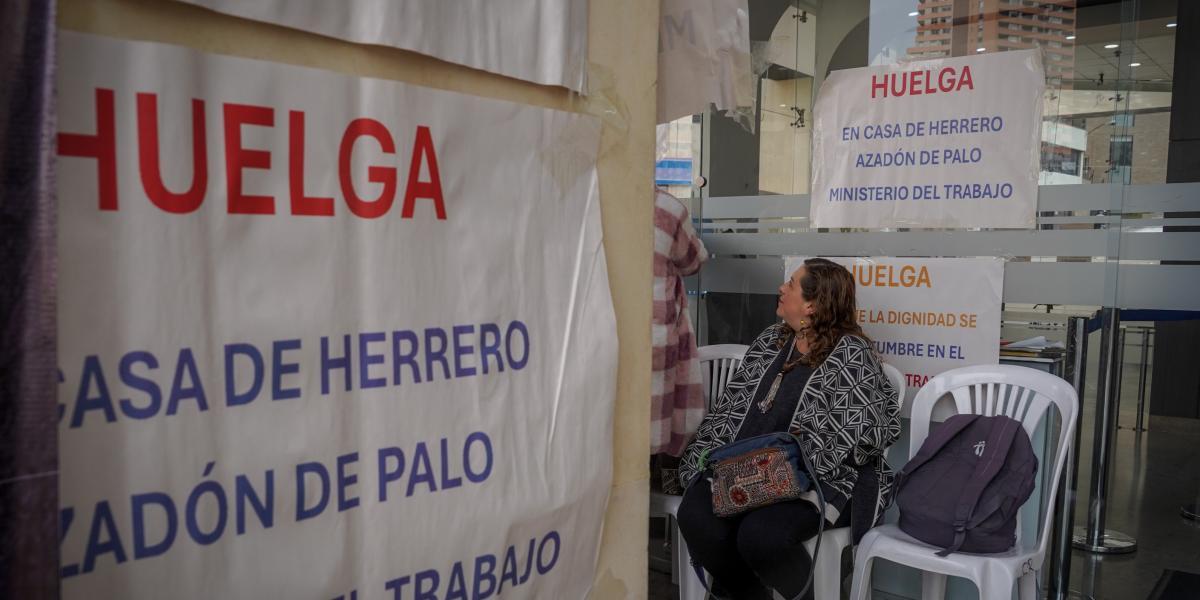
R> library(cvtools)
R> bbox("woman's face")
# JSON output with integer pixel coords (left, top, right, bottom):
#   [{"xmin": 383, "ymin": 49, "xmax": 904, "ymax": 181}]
[{"xmin": 777, "ymin": 267, "xmax": 815, "ymax": 330}]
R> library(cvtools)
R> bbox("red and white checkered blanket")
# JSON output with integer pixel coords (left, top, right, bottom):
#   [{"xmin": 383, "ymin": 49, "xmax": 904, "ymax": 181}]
[{"xmin": 652, "ymin": 190, "xmax": 707, "ymax": 456}]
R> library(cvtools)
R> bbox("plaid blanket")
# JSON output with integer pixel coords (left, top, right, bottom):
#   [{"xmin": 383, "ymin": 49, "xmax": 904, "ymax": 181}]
[{"xmin": 652, "ymin": 190, "xmax": 707, "ymax": 455}]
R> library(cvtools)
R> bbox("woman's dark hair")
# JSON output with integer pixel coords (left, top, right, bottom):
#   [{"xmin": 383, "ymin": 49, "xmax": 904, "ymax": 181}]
[{"xmin": 777, "ymin": 257, "xmax": 868, "ymax": 365}]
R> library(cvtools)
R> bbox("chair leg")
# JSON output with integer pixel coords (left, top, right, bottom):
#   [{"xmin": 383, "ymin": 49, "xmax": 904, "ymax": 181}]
[
  {"xmin": 811, "ymin": 542, "xmax": 842, "ymax": 600},
  {"xmin": 1018, "ymin": 572, "xmax": 1038, "ymax": 600},
  {"xmin": 978, "ymin": 572, "xmax": 1016, "ymax": 600},
  {"xmin": 921, "ymin": 572, "xmax": 947, "ymax": 600},
  {"xmin": 849, "ymin": 555, "xmax": 874, "ymax": 600},
  {"xmin": 668, "ymin": 515, "xmax": 680, "ymax": 586},
  {"xmin": 671, "ymin": 517, "xmax": 707, "ymax": 600}
]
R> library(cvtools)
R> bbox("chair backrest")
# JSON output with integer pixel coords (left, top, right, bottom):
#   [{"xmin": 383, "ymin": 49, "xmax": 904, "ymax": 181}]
[
  {"xmin": 881, "ymin": 363, "xmax": 907, "ymax": 415},
  {"xmin": 907, "ymin": 364, "xmax": 1078, "ymax": 557},
  {"xmin": 697, "ymin": 344, "xmax": 749, "ymax": 409}
]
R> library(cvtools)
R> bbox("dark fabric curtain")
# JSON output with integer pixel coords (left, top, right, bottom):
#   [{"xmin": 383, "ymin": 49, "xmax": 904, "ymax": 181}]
[{"xmin": 0, "ymin": 0, "xmax": 59, "ymax": 597}]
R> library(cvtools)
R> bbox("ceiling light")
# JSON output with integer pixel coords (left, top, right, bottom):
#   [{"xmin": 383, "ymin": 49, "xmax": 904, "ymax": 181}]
[
  {"xmin": 779, "ymin": 104, "xmax": 788, "ymax": 108},
  {"xmin": 1167, "ymin": 23, "xmax": 1177, "ymax": 28},
  {"xmin": 1104, "ymin": 43, "xmax": 1119, "ymax": 49},
  {"xmin": 909, "ymin": 11, "xmax": 919, "ymax": 16},
  {"xmin": 1066, "ymin": 35, "xmax": 1076, "ymax": 40},
  {"xmin": 976, "ymin": 47, "xmax": 986, "ymax": 52},
  {"xmin": 1129, "ymin": 62, "xmax": 1141, "ymax": 67}
]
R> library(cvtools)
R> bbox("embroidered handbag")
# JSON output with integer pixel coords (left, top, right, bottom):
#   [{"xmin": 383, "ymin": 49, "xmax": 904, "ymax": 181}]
[{"xmin": 705, "ymin": 432, "xmax": 813, "ymax": 517}]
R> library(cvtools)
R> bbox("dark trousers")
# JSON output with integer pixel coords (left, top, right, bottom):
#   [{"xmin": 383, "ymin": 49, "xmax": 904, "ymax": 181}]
[{"xmin": 677, "ymin": 480, "xmax": 842, "ymax": 600}]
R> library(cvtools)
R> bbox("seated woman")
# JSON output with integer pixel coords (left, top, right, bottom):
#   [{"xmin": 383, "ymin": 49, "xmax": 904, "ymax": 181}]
[{"xmin": 677, "ymin": 258, "xmax": 901, "ymax": 600}]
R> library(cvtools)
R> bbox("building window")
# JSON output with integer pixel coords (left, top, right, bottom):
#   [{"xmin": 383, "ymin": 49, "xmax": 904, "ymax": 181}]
[{"xmin": 1109, "ymin": 135, "xmax": 1134, "ymax": 184}]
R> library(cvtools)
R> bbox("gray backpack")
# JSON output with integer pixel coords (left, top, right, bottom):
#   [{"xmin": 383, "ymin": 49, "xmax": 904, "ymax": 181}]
[{"xmin": 895, "ymin": 414, "xmax": 1038, "ymax": 556}]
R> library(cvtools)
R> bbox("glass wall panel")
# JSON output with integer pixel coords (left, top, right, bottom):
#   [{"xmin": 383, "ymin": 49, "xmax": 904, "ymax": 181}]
[{"xmin": 678, "ymin": 2, "xmax": 1200, "ymax": 600}]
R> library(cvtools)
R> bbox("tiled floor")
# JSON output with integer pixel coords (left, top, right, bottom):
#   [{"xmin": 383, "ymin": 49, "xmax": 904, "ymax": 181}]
[{"xmin": 648, "ymin": 353, "xmax": 1200, "ymax": 599}]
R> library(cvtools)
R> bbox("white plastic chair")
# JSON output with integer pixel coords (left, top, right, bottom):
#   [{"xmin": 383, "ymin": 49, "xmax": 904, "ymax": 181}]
[
  {"xmin": 656, "ymin": 351, "xmax": 905, "ymax": 600},
  {"xmin": 797, "ymin": 362, "xmax": 906, "ymax": 600},
  {"xmin": 849, "ymin": 365, "xmax": 1078, "ymax": 600},
  {"xmin": 653, "ymin": 344, "xmax": 748, "ymax": 599},
  {"xmin": 697, "ymin": 344, "xmax": 751, "ymax": 411}
]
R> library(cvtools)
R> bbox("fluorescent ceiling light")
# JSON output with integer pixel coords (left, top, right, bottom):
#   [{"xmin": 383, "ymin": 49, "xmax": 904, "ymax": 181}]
[
  {"xmin": 1129, "ymin": 62, "xmax": 1141, "ymax": 67},
  {"xmin": 1104, "ymin": 43, "xmax": 1119, "ymax": 49},
  {"xmin": 1066, "ymin": 35, "xmax": 1076, "ymax": 40},
  {"xmin": 1167, "ymin": 23, "xmax": 1177, "ymax": 28}
]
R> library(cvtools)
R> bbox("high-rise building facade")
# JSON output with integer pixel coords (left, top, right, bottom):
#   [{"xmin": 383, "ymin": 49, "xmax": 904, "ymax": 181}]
[{"xmin": 909, "ymin": 0, "xmax": 1077, "ymax": 87}]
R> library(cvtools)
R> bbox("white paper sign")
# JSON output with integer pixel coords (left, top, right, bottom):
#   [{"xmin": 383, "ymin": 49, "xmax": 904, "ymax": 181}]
[
  {"xmin": 784, "ymin": 257, "xmax": 1002, "ymax": 398},
  {"xmin": 657, "ymin": 0, "xmax": 753, "ymax": 124},
  {"xmin": 811, "ymin": 50, "xmax": 1044, "ymax": 229},
  {"xmin": 56, "ymin": 31, "xmax": 615, "ymax": 599},
  {"xmin": 177, "ymin": 0, "xmax": 588, "ymax": 93}
]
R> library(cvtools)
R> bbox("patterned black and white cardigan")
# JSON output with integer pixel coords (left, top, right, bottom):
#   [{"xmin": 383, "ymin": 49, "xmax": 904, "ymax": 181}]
[{"xmin": 679, "ymin": 323, "xmax": 902, "ymax": 532}]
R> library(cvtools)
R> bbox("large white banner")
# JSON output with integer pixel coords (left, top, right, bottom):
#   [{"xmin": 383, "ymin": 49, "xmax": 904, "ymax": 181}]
[
  {"xmin": 56, "ymin": 31, "xmax": 616, "ymax": 599},
  {"xmin": 784, "ymin": 257, "xmax": 1002, "ymax": 399},
  {"xmin": 811, "ymin": 50, "xmax": 1044, "ymax": 229},
  {"xmin": 178, "ymin": 0, "xmax": 588, "ymax": 93}
]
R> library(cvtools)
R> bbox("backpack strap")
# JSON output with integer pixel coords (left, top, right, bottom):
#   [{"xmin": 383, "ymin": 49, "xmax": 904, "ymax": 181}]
[
  {"xmin": 898, "ymin": 414, "xmax": 981, "ymax": 487},
  {"xmin": 936, "ymin": 417, "xmax": 1024, "ymax": 556}
]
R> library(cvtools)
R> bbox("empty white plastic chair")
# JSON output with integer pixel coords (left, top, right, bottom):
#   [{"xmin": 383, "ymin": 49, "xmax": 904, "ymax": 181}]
[{"xmin": 849, "ymin": 365, "xmax": 1078, "ymax": 600}]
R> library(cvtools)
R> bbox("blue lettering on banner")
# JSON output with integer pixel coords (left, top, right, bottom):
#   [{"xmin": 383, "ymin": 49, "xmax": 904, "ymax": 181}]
[
  {"xmin": 505, "ymin": 322, "xmax": 530, "ymax": 370},
  {"xmin": 941, "ymin": 183, "xmax": 1013, "ymax": 200},
  {"xmin": 828, "ymin": 182, "xmax": 1013, "ymax": 203},
  {"xmin": 131, "ymin": 492, "xmax": 176, "ymax": 559},
  {"xmin": 83, "ymin": 500, "xmax": 126, "ymax": 574},
  {"xmin": 166, "ymin": 348, "xmax": 208, "ymax": 416},
  {"xmin": 271, "ymin": 339, "xmax": 302, "ymax": 401},
  {"xmin": 392, "ymin": 329, "xmax": 423, "ymax": 384},
  {"xmin": 235, "ymin": 470, "xmax": 274, "ymax": 534},
  {"xmin": 71, "ymin": 355, "xmax": 116, "ymax": 427},
  {"xmin": 337, "ymin": 452, "xmax": 360, "ymax": 512},
  {"xmin": 296, "ymin": 461, "xmax": 331, "ymax": 521},
  {"xmin": 854, "ymin": 149, "xmax": 915, "ymax": 168},
  {"xmin": 424, "ymin": 328, "xmax": 451, "ymax": 381},
  {"xmin": 59, "ymin": 432, "xmax": 495, "ymax": 577},
  {"xmin": 224, "ymin": 343, "xmax": 264, "ymax": 407},
  {"xmin": 407, "ymin": 442, "xmax": 437, "ymax": 497},
  {"xmin": 58, "ymin": 321, "xmax": 531, "ymax": 428},
  {"xmin": 184, "ymin": 463, "xmax": 228, "ymax": 546},
  {"xmin": 452, "ymin": 325, "xmax": 477, "ymax": 378},
  {"xmin": 439, "ymin": 438, "xmax": 463, "ymax": 490},
  {"xmin": 321, "ymin": 335, "xmax": 354, "ymax": 395},
  {"xmin": 383, "ymin": 531, "xmax": 560, "ymax": 600},
  {"xmin": 359, "ymin": 332, "xmax": 388, "ymax": 389},
  {"xmin": 377, "ymin": 447, "xmax": 407, "ymax": 502},
  {"xmin": 871, "ymin": 340, "xmax": 926, "ymax": 357},
  {"xmin": 478, "ymin": 324, "xmax": 503, "ymax": 374},
  {"xmin": 837, "ymin": 117, "xmax": 1000, "ymax": 143},
  {"xmin": 871, "ymin": 340, "xmax": 968, "ymax": 361},
  {"xmin": 415, "ymin": 569, "xmax": 440, "ymax": 600},
  {"xmin": 119, "ymin": 351, "xmax": 161, "ymax": 419},
  {"xmin": 926, "ymin": 115, "xmax": 1004, "ymax": 136},
  {"xmin": 463, "ymin": 432, "xmax": 493, "ymax": 484},
  {"xmin": 446, "ymin": 562, "xmax": 469, "ymax": 600}
]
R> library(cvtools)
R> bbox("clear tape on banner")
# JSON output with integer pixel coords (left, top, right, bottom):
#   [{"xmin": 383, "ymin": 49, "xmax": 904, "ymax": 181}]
[{"xmin": 566, "ymin": 62, "xmax": 628, "ymax": 163}]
